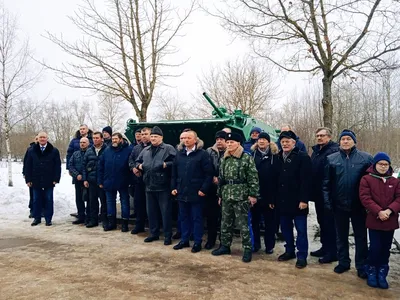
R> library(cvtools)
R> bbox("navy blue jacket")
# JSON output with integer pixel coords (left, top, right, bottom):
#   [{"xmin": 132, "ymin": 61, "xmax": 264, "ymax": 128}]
[
  {"xmin": 171, "ymin": 142, "xmax": 213, "ymax": 202},
  {"xmin": 24, "ymin": 142, "xmax": 62, "ymax": 188},
  {"xmin": 22, "ymin": 142, "xmax": 36, "ymax": 176},
  {"xmin": 68, "ymin": 149, "xmax": 88, "ymax": 184},
  {"xmin": 275, "ymin": 147, "xmax": 312, "ymax": 216},
  {"xmin": 98, "ymin": 141, "xmax": 132, "ymax": 191},
  {"xmin": 82, "ymin": 144, "xmax": 107, "ymax": 183},
  {"xmin": 136, "ymin": 143, "xmax": 176, "ymax": 192},
  {"xmin": 66, "ymin": 130, "xmax": 93, "ymax": 169},
  {"xmin": 243, "ymin": 138, "xmax": 257, "ymax": 154},
  {"xmin": 323, "ymin": 147, "xmax": 373, "ymax": 212},
  {"xmin": 310, "ymin": 141, "xmax": 339, "ymax": 203}
]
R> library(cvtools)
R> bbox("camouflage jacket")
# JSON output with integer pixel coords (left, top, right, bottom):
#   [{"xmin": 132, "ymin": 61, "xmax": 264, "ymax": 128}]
[{"xmin": 217, "ymin": 145, "xmax": 259, "ymax": 202}]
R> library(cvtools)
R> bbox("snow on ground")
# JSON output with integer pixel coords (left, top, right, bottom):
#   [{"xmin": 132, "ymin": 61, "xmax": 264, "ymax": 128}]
[{"xmin": 0, "ymin": 162, "xmax": 76, "ymax": 224}]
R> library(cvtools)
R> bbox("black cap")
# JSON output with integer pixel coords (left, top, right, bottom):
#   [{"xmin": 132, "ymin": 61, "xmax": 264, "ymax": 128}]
[
  {"xmin": 279, "ymin": 130, "xmax": 296, "ymax": 140},
  {"xmin": 215, "ymin": 130, "xmax": 227, "ymax": 140},
  {"xmin": 226, "ymin": 132, "xmax": 242, "ymax": 143},
  {"xmin": 151, "ymin": 126, "xmax": 163, "ymax": 136},
  {"xmin": 258, "ymin": 132, "xmax": 271, "ymax": 143},
  {"xmin": 102, "ymin": 126, "xmax": 112, "ymax": 136}
]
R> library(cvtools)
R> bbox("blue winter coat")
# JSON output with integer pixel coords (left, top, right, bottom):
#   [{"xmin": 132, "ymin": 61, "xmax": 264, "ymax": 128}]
[
  {"xmin": 24, "ymin": 142, "xmax": 62, "ymax": 188},
  {"xmin": 98, "ymin": 141, "xmax": 132, "ymax": 191},
  {"xmin": 82, "ymin": 144, "xmax": 107, "ymax": 183},
  {"xmin": 243, "ymin": 138, "xmax": 257, "ymax": 154},
  {"xmin": 68, "ymin": 149, "xmax": 88, "ymax": 184},
  {"xmin": 171, "ymin": 141, "xmax": 213, "ymax": 202},
  {"xmin": 66, "ymin": 130, "xmax": 93, "ymax": 169}
]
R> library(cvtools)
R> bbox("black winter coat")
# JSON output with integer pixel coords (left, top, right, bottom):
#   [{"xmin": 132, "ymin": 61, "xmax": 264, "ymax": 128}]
[
  {"xmin": 310, "ymin": 141, "xmax": 339, "ymax": 203},
  {"xmin": 136, "ymin": 143, "xmax": 176, "ymax": 192},
  {"xmin": 24, "ymin": 143, "xmax": 62, "ymax": 188},
  {"xmin": 172, "ymin": 143, "xmax": 213, "ymax": 202},
  {"xmin": 22, "ymin": 142, "xmax": 36, "ymax": 176},
  {"xmin": 66, "ymin": 130, "xmax": 93, "ymax": 169},
  {"xmin": 82, "ymin": 144, "xmax": 107, "ymax": 183},
  {"xmin": 68, "ymin": 149, "xmax": 87, "ymax": 184},
  {"xmin": 323, "ymin": 147, "xmax": 373, "ymax": 212},
  {"xmin": 206, "ymin": 144, "xmax": 225, "ymax": 177},
  {"xmin": 251, "ymin": 142, "xmax": 279, "ymax": 207},
  {"xmin": 275, "ymin": 147, "xmax": 312, "ymax": 216}
]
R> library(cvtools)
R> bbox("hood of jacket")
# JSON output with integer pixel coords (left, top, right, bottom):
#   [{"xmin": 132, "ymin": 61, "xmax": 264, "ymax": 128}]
[
  {"xmin": 177, "ymin": 138, "xmax": 204, "ymax": 151},
  {"xmin": 74, "ymin": 129, "xmax": 94, "ymax": 139},
  {"xmin": 224, "ymin": 145, "xmax": 244, "ymax": 159},
  {"xmin": 250, "ymin": 141, "xmax": 279, "ymax": 154}
]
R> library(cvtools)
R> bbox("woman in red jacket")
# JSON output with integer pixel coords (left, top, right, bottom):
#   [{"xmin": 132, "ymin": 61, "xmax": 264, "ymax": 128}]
[{"xmin": 359, "ymin": 152, "xmax": 400, "ymax": 289}]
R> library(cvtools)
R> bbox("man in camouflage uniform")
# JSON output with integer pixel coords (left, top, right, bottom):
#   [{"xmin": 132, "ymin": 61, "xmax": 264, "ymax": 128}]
[{"xmin": 211, "ymin": 132, "xmax": 259, "ymax": 263}]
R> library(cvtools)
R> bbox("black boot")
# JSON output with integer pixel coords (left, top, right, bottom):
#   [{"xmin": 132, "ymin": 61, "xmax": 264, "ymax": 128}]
[
  {"xmin": 101, "ymin": 215, "xmax": 108, "ymax": 229},
  {"xmin": 121, "ymin": 219, "xmax": 129, "ymax": 232},
  {"xmin": 242, "ymin": 249, "xmax": 252, "ymax": 263},
  {"xmin": 211, "ymin": 245, "xmax": 231, "ymax": 256},
  {"xmin": 31, "ymin": 219, "xmax": 41, "ymax": 226},
  {"xmin": 104, "ymin": 216, "xmax": 117, "ymax": 231}
]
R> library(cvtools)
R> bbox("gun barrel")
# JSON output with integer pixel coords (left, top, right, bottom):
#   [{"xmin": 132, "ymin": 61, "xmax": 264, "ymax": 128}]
[{"xmin": 202, "ymin": 92, "xmax": 225, "ymax": 118}]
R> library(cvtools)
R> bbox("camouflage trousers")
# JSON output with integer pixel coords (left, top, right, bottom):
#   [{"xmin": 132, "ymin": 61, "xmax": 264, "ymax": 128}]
[{"xmin": 220, "ymin": 200, "xmax": 251, "ymax": 250}]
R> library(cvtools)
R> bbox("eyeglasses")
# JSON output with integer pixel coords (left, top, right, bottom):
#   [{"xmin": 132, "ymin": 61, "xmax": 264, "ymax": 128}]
[
  {"xmin": 315, "ymin": 134, "xmax": 328, "ymax": 138},
  {"xmin": 377, "ymin": 163, "xmax": 390, "ymax": 167}
]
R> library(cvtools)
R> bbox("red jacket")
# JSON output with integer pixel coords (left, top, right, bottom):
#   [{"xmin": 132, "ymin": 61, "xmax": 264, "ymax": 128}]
[{"xmin": 359, "ymin": 166, "xmax": 400, "ymax": 231}]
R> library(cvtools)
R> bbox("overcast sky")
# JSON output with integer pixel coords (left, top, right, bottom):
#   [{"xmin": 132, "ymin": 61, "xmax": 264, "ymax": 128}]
[{"xmin": 4, "ymin": 0, "xmax": 309, "ymax": 121}]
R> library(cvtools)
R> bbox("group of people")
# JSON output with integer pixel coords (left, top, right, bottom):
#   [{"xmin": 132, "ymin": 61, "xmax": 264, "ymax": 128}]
[{"xmin": 23, "ymin": 123, "xmax": 400, "ymax": 290}]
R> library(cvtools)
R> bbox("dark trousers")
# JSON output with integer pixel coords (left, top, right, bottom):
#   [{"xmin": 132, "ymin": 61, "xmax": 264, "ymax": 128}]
[
  {"xmin": 74, "ymin": 182, "xmax": 89, "ymax": 221},
  {"xmin": 29, "ymin": 187, "xmax": 45, "ymax": 212},
  {"xmin": 314, "ymin": 199, "xmax": 337, "ymax": 256},
  {"xmin": 280, "ymin": 215, "xmax": 308, "ymax": 260},
  {"xmin": 179, "ymin": 201, "xmax": 204, "ymax": 244},
  {"xmin": 146, "ymin": 191, "xmax": 172, "ymax": 239},
  {"xmin": 205, "ymin": 194, "xmax": 221, "ymax": 243},
  {"xmin": 32, "ymin": 187, "xmax": 54, "ymax": 223},
  {"xmin": 251, "ymin": 203, "xmax": 276, "ymax": 251},
  {"xmin": 88, "ymin": 183, "xmax": 106, "ymax": 223},
  {"xmin": 106, "ymin": 188, "xmax": 130, "ymax": 219},
  {"xmin": 134, "ymin": 182, "xmax": 147, "ymax": 230},
  {"xmin": 368, "ymin": 229, "xmax": 394, "ymax": 267},
  {"xmin": 334, "ymin": 208, "xmax": 368, "ymax": 270}
]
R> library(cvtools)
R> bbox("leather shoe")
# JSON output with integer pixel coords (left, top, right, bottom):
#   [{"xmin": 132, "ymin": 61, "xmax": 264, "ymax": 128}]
[
  {"xmin": 131, "ymin": 227, "xmax": 145, "ymax": 234},
  {"xmin": 253, "ymin": 246, "xmax": 261, "ymax": 253},
  {"xmin": 310, "ymin": 248, "xmax": 326, "ymax": 257},
  {"xmin": 204, "ymin": 241, "xmax": 215, "ymax": 250},
  {"xmin": 173, "ymin": 241, "xmax": 190, "ymax": 250},
  {"xmin": 319, "ymin": 255, "xmax": 338, "ymax": 264},
  {"xmin": 86, "ymin": 222, "xmax": 98, "ymax": 228},
  {"xmin": 296, "ymin": 259, "xmax": 307, "ymax": 269},
  {"xmin": 164, "ymin": 239, "xmax": 172, "ymax": 246},
  {"xmin": 72, "ymin": 219, "xmax": 85, "ymax": 225},
  {"xmin": 191, "ymin": 243, "xmax": 202, "ymax": 253},
  {"xmin": 278, "ymin": 252, "xmax": 296, "ymax": 261},
  {"xmin": 211, "ymin": 245, "xmax": 231, "ymax": 256},
  {"xmin": 357, "ymin": 268, "xmax": 368, "ymax": 279},
  {"xmin": 334, "ymin": 264, "xmax": 350, "ymax": 274},
  {"xmin": 172, "ymin": 232, "xmax": 181, "ymax": 240},
  {"xmin": 31, "ymin": 219, "xmax": 41, "ymax": 226},
  {"xmin": 144, "ymin": 236, "xmax": 159, "ymax": 243},
  {"xmin": 265, "ymin": 249, "xmax": 274, "ymax": 255},
  {"xmin": 45, "ymin": 222, "xmax": 52, "ymax": 226}
]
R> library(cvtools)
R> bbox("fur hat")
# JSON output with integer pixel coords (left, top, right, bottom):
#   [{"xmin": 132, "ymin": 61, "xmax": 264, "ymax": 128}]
[
  {"xmin": 215, "ymin": 130, "xmax": 227, "ymax": 140},
  {"xmin": 226, "ymin": 132, "xmax": 242, "ymax": 143},
  {"xmin": 151, "ymin": 126, "xmax": 163, "ymax": 136},
  {"xmin": 279, "ymin": 130, "xmax": 296, "ymax": 141}
]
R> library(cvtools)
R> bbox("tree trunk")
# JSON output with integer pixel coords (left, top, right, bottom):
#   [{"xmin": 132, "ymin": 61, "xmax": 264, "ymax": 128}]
[
  {"xmin": 322, "ymin": 76, "xmax": 333, "ymax": 129},
  {"xmin": 139, "ymin": 103, "xmax": 148, "ymax": 122},
  {"xmin": 4, "ymin": 122, "xmax": 13, "ymax": 187}
]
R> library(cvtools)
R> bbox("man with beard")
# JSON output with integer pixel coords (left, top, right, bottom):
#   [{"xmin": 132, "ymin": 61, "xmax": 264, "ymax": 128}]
[
  {"xmin": 136, "ymin": 126, "xmax": 176, "ymax": 245},
  {"xmin": 98, "ymin": 133, "xmax": 132, "ymax": 232}
]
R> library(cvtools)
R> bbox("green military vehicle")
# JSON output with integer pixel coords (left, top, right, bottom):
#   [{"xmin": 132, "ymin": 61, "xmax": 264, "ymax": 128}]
[{"xmin": 125, "ymin": 92, "xmax": 278, "ymax": 147}]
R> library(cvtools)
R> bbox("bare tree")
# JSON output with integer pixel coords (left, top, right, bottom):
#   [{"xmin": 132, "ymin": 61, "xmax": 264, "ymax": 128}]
[
  {"xmin": 210, "ymin": 0, "xmax": 400, "ymax": 128},
  {"xmin": 152, "ymin": 92, "xmax": 192, "ymax": 120},
  {"xmin": 0, "ymin": 6, "xmax": 41, "ymax": 186},
  {"xmin": 97, "ymin": 93, "xmax": 129, "ymax": 129},
  {"xmin": 44, "ymin": 0, "xmax": 195, "ymax": 122},
  {"xmin": 196, "ymin": 57, "xmax": 277, "ymax": 118}
]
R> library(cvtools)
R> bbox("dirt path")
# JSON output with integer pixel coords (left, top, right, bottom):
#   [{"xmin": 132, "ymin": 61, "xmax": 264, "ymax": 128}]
[{"xmin": 0, "ymin": 220, "xmax": 399, "ymax": 300}]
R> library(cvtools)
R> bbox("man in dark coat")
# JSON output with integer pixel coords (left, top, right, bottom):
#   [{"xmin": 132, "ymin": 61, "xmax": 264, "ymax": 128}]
[
  {"xmin": 98, "ymin": 133, "xmax": 132, "ymax": 232},
  {"xmin": 204, "ymin": 130, "xmax": 227, "ymax": 249},
  {"xmin": 69, "ymin": 137, "xmax": 90, "ymax": 224},
  {"xmin": 102, "ymin": 126, "xmax": 112, "ymax": 146},
  {"xmin": 23, "ymin": 136, "xmax": 40, "ymax": 218},
  {"xmin": 136, "ymin": 126, "xmax": 176, "ymax": 245},
  {"xmin": 25, "ymin": 132, "xmax": 61, "ymax": 226},
  {"xmin": 277, "ymin": 125, "xmax": 307, "ymax": 153},
  {"xmin": 172, "ymin": 131, "xmax": 213, "ymax": 253},
  {"xmin": 275, "ymin": 130, "xmax": 312, "ymax": 269},
  {"xmin": 310, "ymin": 127, "xmax": 339, "ymax": 263},
  {"xmin": 243, "ymin": 127, "xmax": 261, "ymax": 153},
  {"xmin": 250, "ymin": 132, "xmax": 279, "ymax": 254},
  {"xmin": 82, "ymin": 132, "xmax": 107, "ymax": 228},
  {"xmin": 323, "ymin": 129, "xmax": 373, "ymax": 278},
  {"xmin": 129, "ymin": 127, "xmax": 151, "ymax": 234},
  {"xmin": 66, "ymin": 124, "xmax": 93, "ymax": 168}
]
